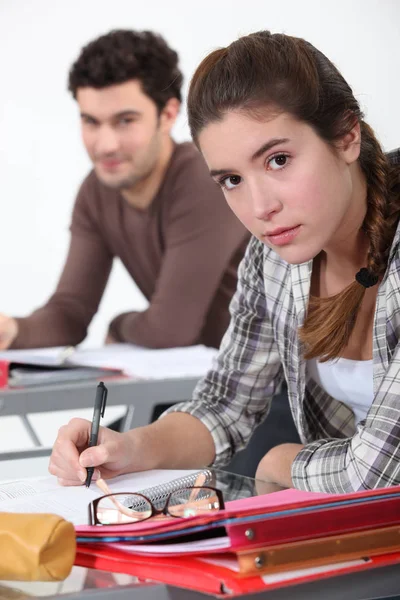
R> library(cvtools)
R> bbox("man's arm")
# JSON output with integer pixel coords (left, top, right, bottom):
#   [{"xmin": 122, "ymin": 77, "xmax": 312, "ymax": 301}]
[
  {"xmin": 11, "ymin": 178, "xmax": 113, "ymax": 349},
  {"xmin": 108, "ymin": 166, "xmax": 249, "ymax": 348}
]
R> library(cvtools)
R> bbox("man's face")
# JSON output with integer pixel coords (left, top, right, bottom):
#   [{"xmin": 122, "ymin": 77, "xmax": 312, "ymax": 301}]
[{"xmin": 77, "ymin": 80, "xmax": 163, "ymax": 190}]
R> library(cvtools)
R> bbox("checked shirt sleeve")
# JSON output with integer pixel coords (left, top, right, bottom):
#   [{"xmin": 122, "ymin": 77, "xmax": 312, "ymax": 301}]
[
  {"xmin": 292, "ymin": 344, "xmax": 400, "ymax": 493},
  {"xmin": 163, "ymin": 236, "xmax": 284, "ymax": 466}
]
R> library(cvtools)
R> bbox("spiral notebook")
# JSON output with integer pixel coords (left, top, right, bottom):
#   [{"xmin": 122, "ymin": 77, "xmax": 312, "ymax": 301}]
[
  {"xmin": 130, "ymin": 469, "xmax": 214, "ymax": 507},
  {"xmin": 0, "ymin": 469, "xmax": 215, "ymax": 526}
]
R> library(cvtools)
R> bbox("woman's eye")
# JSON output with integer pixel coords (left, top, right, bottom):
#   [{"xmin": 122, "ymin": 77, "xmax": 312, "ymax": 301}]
[
  {"xmin": 222, "ymin": 175, "xmax": 241, "ymax": 190},
  {"xmin": 268, "ymin": 154, "xmax": 288, "ymax": 170}
]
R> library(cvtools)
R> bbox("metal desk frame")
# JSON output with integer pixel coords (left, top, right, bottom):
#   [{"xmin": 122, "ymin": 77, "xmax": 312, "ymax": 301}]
[{"xmin": 0, "ymin": 376, "xmax": 199, "ymax": 461}]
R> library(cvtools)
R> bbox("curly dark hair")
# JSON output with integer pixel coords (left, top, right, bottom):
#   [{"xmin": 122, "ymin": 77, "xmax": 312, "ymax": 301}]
[{"xmin": 68, "ymin": 29, "xmax": 183, "ymax": 112}]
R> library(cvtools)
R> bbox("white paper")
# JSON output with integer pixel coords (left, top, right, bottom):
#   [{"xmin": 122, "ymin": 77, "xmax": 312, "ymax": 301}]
[
  {"xmin": 0, "ymin": 469, "xmax": 205, "ymax": 526},
  {"xmin": 0, "ymin": 343, "xmax": 218, "ymax": 380},
  {"xmin": 0, "ymin": 477, "xmax": 97, "ymax": 525},
  {"xmin": 0, "ymin": 346, "xmax": 73, "ymax": 366},
  {"xmin": 109, "ymin": 536, "xmax": 231, "ymax": 555},
  {"xmin": 69, "ymin": 343, "xmax": 217, "ymax": 379}
]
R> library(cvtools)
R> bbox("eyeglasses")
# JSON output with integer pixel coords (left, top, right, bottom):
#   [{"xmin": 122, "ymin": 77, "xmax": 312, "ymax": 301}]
[{"xmin": 88, "ymin": 479, "xmax": 225, "ymax": 526}]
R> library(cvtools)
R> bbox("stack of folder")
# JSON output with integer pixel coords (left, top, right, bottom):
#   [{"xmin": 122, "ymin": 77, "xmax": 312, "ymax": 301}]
[{"xmin": 74, "ymin": 484, "xmax": 400, "ymax": 595}]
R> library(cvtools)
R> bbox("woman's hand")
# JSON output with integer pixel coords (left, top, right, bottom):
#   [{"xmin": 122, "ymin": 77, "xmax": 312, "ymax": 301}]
[{"xmin": 48, "ymin": 418, "xmax": 138, "ymax": 485}]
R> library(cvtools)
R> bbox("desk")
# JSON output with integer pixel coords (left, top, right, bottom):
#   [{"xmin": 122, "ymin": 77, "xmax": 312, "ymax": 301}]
[
  {"xmin": 1, "ymin": 468, "xmax": 400, "ymax": 600},
  {"xmin": 0, "ymin": 377, "xmax": 199, "ymax": 461},
  {"xmin": 2, "ymin": 563, "xmax": 400, "ymax": 600}
]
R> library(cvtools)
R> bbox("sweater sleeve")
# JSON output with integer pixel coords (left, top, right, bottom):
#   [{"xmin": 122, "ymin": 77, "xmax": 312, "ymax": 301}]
[
  {"xmin": 11, "ymin": 176, "xmax": 113, "ymax": 348},
  {"xmin": 108, "ymin": 154, "xmax": 248, "ymax": 348}
]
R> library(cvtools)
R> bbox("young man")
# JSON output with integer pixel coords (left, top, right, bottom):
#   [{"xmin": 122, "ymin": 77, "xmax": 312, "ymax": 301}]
[{"xmin": 0, "ymin": 30, "xmax": 249, "ymax": 350}]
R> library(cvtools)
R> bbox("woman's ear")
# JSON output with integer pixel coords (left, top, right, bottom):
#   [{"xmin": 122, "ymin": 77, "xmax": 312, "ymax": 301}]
[{"xmin": 338, "ymin": 121, "xmax": 361, "ymax": 164}]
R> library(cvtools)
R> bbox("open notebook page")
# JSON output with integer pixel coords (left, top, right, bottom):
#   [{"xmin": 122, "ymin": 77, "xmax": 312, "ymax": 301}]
[{"xmin": 0, "ymin": 469, "xmax": 206, "ymax": 526}]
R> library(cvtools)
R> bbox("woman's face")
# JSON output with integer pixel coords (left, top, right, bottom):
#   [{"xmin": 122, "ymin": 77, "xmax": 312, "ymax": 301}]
[{"xmin": 198, "ymin": 110, "xmax": 364, "ymax": 265}]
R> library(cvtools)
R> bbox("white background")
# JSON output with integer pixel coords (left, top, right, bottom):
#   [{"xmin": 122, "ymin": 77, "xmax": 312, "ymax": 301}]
[{"xmin": 1, "ymin": 0, "xmax": 399, "ymax": 347}]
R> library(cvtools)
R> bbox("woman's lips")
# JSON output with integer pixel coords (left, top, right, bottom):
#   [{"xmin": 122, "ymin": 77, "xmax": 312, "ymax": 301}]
[{"xmin": 264, "ymin": 225, "xmax": 301, "ymax": 246}]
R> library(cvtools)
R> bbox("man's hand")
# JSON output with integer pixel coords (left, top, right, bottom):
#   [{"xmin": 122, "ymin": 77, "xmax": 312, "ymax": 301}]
[
  {"xmin": 0, "ymin": 314, "xmax": 18, "ymax": 350},
  {"xmin": 105, "ymin": 333, "xmax": 117, "ymax": 345},
  {"xmin": 255, "ymin": 443, "xmax": 304, "ymax": 488}
]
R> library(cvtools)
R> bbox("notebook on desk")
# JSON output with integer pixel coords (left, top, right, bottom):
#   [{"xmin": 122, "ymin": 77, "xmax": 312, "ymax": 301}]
[
  {"xmin": 74, "ymin": 481, "xmax": 400, "ymax": 591},
  {"xmin": 0, "ymin": 346, "xmax": 124, "ymax": 388},
  {"xmin": 0, "ymin": 469, "xmax": 213, "ymax": 525},
  {"xmin": 0, "ymin": 344, "xmax": 218, "ymax": 388}
]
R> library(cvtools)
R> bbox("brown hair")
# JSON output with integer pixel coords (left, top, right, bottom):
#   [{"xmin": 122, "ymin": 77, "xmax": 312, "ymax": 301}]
[
  {"xmin": 68, "ymin": 30, "xmax": 183, "ymax": 112},
  {"xmin": 188, "ymin": 30, "xmax": 400, "ymax": 361}
]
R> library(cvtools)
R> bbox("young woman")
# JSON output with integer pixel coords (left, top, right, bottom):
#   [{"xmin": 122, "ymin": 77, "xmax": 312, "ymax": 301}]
[{"xmin": 49, "ymin": 31, "xmax": 400, "ymax": 494}]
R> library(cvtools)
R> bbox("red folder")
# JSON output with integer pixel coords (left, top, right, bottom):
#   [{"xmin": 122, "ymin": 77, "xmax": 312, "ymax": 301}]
[
  {"xmin": 75, "ymin": 544, "xmax": 400, "ymax": 597},
  {"xmin": 76, "ymin": 486, "xmax": 400, "ymax": 553},
  {"xmin": 0, "ymin": 360, "xmax": 8, "ymax": 388},
  {"xmin": 224, "ymin": 490, "xmax": 400, "ymax": 550}
]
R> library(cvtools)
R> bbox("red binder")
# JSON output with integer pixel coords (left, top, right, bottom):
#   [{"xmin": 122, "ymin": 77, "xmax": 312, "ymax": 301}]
[
  {"xmin": 0, "ymin": 360, "xmax": 8, "ymax": 388},
  {"xmin": 75, "ymin": 544, "xmax": 400, "ymax": 597},
  {"xmin": 76, "ymin": 486, "xmax": 400, "ymax": 553}
]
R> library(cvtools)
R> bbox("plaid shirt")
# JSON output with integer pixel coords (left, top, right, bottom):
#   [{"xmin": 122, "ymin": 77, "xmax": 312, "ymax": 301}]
[{"xmin": 168, "ymin": 148, "xmax": 400, "ymax": 493}]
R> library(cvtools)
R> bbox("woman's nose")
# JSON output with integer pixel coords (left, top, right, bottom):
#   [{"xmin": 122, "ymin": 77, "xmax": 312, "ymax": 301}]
[{"xmin": 251, "ymin": 187, "xmax": 282, "ymax": 220}]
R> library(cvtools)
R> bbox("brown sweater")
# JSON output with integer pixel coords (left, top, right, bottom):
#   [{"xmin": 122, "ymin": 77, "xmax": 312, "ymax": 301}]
[{"xmin": 13, "ymin": 142, "xmax": 249, "ymax": 349}]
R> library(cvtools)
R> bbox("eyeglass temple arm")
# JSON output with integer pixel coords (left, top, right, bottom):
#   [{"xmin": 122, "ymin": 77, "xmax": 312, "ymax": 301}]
[{"xmin": 96, "ymin": 478, "xmax": 145, "ymax": 519}]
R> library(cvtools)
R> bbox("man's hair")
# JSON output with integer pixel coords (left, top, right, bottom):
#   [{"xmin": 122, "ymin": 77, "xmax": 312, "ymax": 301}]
[{"xmin": 68, "ymin": 29, "xmax": 183, "ymax": 112}]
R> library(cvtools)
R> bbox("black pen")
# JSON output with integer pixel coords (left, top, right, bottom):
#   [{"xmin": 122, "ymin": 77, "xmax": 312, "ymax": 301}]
[{"xmin": 85, "ymin": 381, "xmax": 108, "ymax": 488}]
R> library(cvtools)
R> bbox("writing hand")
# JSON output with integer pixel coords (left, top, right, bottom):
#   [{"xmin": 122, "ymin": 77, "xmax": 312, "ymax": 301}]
[{"xmin": 48, "ymin": 418, "xmax": 138, "ymax": 486}]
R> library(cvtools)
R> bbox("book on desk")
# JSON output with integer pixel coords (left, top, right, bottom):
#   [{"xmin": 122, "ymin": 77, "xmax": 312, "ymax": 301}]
[
  {"xmin": 73, "ymin": 476, "xmax": 400, "ymax": 595},
  {"xmin": 0, "ymin": 343, "xmax": 218, "ymax": 388}
]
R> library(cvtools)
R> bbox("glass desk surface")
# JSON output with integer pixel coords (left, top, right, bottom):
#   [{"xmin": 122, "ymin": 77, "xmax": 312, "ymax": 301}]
[
  {"xmin": 1, "ymin": 469, "xmax": 399, "ymax": 600},
  {"xmin": 0, "ymin": 468, "xmax": 280, "ymax": 599}
]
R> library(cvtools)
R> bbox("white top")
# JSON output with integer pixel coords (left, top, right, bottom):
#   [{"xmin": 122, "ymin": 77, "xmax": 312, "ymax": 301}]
[{"xmin": 307, "ymin": 357, "xmax": 374, "ymax": 424}]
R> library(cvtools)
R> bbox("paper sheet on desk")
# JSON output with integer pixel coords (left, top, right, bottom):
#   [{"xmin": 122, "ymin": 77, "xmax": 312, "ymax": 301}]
[
  {"xmin": 0, "ymin": 346, "xmax": 73, "ymax": 366},
  {"xmin": 68, "ymin": 344, "xmax": 218, "ymax": 379},
  {"xmin": 0, "ymin": 469, "xmax": 204, "ymax": 526},
  {"xmin": 0, "ymin": 344, "xmax": 218, "ymax": 379},
  {"xmin": 0, "ymin": 478, "xmax": 97, "ymax": 525}
]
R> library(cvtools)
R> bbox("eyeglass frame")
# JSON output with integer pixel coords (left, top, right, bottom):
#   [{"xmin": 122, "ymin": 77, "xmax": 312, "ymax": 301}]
[{"xmin": 88, "ymin": 485, "xmax": 225, "ymax": 526}]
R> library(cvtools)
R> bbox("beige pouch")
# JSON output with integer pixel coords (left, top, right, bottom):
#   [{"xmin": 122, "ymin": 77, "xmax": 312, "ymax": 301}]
[{"xmin": 0, "ymin": 513, "xmax": 76, "ymax": 581}]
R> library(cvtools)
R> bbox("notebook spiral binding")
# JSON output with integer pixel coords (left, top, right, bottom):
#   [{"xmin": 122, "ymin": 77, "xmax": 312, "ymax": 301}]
[{"xmin": 126, "ymin": 469, "xmax": 213, "ymax": 509}]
